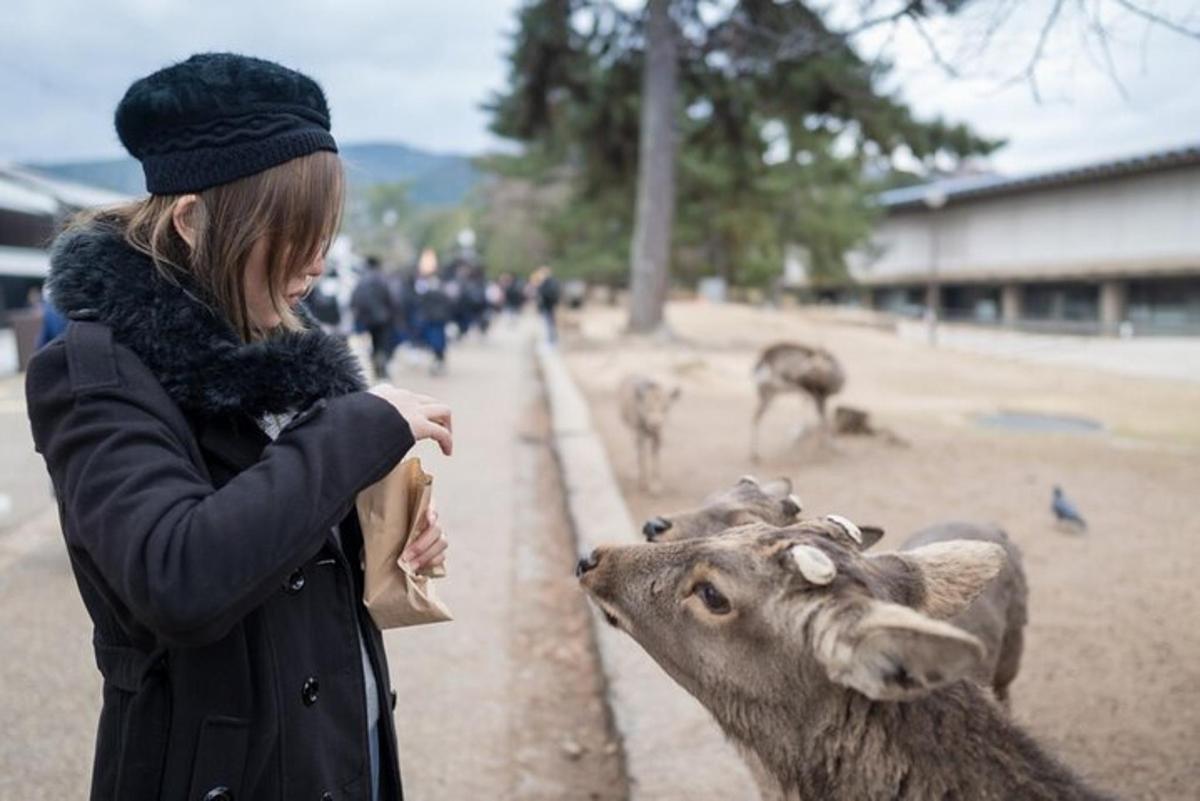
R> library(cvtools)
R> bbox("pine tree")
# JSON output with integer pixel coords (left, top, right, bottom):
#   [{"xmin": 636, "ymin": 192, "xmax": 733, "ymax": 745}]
[{"xmin": 485, "ymin": 0, "xmax": 999, "ymax": 329}]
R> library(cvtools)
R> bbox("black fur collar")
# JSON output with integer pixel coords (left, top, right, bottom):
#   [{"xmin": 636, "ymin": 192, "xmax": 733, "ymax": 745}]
[{"xmin": 47, "ymin": 221, "xmax": 365, "ymax": 420}]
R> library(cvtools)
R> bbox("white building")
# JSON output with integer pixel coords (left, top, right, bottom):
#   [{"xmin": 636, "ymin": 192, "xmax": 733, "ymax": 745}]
[
  {"xmin": 849, "ymin": 145, "xmax": 1200, "ymax": 335},
  {"xmin": 0, "ymin": 165, "xmax": 129, "ymax": 312}
]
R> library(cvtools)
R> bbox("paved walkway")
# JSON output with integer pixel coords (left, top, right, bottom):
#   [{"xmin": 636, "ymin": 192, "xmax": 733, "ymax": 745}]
[
  {"xmin": 376, "ymin": 320, "xmax": 538, "ymax": 797},
  {"xmin": 0, "ymin": 318, "xmax": 556, "ymax": 799}
]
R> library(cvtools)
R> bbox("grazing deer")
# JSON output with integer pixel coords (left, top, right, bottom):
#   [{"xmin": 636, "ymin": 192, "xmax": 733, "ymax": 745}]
[
  {"xmin": 752, "ymin": 343, "xmax": 845, "ymax": 461},
  {"xmin": 576, "ymin": 521, "xmax": 1112, "ymax": 801},
  {"xmin": 618, "ymin": 374, "xmax": 680, "ymax": 494},
  {"xmin": 641, "ymin": 476, "xmax": 1027, "ymax": 706}
]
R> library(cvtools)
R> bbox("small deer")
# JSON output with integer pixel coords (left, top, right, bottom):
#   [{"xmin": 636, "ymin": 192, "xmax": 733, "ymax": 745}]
[
  {"xmin": 576, "ymin": 521, "xmax": 1112, "ymax": 801},
  {"xmin": 641, "ymin": 476, "xmax": 1027, "ymax": 706},
  {"xmin": 618, "ymin": 374, "xmax": 680, "ymax": 495},
  {"xmin": 752, "ymin": 343, "xmax": 845, "ymax": 461}
]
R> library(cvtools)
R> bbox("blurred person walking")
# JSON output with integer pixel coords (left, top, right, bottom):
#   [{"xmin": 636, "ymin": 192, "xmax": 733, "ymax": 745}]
[
  {"xmin": 351, "ymin": 255, "xmax": 396, "ymax": 379},
  {"xmin": 453, "ymin": 261, "xmax": 490, "ymax": 339},
  {"xmin": 386, "ymin": 266, "xmax": 415, "ymax": 348},
  {"xmin": 532, "ymin": 265, "xmax": 562, "ymax": 344},
  {"xmin": 25, "ymin": 53, "xmax": 453, "ymax": 801},
  {"xmin": 307, "ymin": 269, "xmax": 344, "ymax": 337},
  {"xmin": 414, "ymin": 248, "xmax": 452, "ymax": 374},
  {"xmin": 501, "ymin": 271, "xmax": 526, "ymax": 321}
]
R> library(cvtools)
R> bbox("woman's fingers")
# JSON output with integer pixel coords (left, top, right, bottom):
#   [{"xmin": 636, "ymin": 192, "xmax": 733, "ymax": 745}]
[
  {"xmin": 421, "ymin": 403, "xmax": 453, "ymax": 431},
  {"xmin": 422, "ymin": 422, "xmax": 452, "ymax": 456},
  {"xmin": 411, "ymin": 535, "xmax": 448, "ymax": 569},
  {"xmin": 367, "ymin": 385, "xmax": 453, "ymax": 450},
  {"xmin": 402, "ymin": 520, "xmax": 445, "ymax": 565}
]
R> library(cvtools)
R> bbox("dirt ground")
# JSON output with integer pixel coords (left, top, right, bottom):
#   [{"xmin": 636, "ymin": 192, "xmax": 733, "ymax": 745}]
[
  {"xmin": 562, "ymin": 301, "xmax": 1200, "ymax": 801},
  {"xmin": 508, "ymin": 382, "xmax": 629, "ymax": 800}
]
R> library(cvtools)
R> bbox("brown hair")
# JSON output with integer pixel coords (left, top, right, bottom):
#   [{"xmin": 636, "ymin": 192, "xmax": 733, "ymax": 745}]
[{"xmin": 73, "ymin": 150, "xmax": 344, "ymax": 341}]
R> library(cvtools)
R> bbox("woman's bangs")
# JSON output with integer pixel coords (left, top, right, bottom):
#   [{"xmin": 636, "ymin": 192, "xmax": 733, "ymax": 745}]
[{"xmin": 266, "ymin": 151, "xmax": 345, "ymax": 280}]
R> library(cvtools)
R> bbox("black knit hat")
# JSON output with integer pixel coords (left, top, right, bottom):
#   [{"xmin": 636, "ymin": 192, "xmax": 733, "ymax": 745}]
[{"xmin": 115, "ymin": 53, "xmax": 338, "ymax": 194}]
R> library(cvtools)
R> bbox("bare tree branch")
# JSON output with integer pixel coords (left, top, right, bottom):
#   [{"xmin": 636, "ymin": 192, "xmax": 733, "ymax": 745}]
[
  {"xmin": 1082, "ymin": 0, "xmax": 1130, "ymax": 100},
  {"xmin": 1111, "ymin": 0, "xmax": 1200, "ymax": 39},
  {"xmin": 842, "ymin": 1, "xmax": 924, "ymax": 38},
  {"xmin": 909, "ymin": 14, "xmax": 961, "ymax": 77},
  {"xmin": 1008, "ymin": 0, "xmax": 1068, "ymax": 103}
]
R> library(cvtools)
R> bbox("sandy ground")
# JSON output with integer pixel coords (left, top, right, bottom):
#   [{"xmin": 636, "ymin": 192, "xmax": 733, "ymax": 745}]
[{"xmin": 563, "ymin": 301, "xmax": 1200, "ymax": 801}]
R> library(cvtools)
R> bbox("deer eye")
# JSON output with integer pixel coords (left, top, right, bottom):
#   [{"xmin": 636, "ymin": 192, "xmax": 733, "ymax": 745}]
[{"xmin": 695, "ymin": 581, "xmax": 731, "ymax": 615}]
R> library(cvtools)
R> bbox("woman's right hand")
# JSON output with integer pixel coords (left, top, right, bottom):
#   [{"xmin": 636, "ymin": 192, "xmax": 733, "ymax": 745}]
[{"xmin": 368, "ymin": 385, "xmax": 453, "ymax": 456}]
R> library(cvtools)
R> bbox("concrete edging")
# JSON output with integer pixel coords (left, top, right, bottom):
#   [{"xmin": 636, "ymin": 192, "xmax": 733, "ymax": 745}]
[{"xmin": 535, "ymin": 341, "xmax": 757, "ymax": 801}]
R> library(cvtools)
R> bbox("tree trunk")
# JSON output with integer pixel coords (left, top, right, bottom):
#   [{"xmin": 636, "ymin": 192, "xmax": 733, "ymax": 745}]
[{"xmin": 627, "ymin": 0, "xmax": 679, "ymax": 334}]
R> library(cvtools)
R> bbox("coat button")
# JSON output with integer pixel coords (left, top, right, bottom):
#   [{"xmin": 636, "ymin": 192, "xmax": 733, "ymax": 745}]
[
  {"xmin": 203, "ymin": 787, "xmax": 233, "ymax": 801},
  {"xmin": 284, "ymin": 569, "xmax": 306, "ymax": 593},
  {"xmin": 301, "ymin": 676, "xmax": 320, "ymax": 706}
]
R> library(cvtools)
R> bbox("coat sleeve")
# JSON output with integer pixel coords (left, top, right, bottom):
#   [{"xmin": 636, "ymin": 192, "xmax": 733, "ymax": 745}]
[{"xmin": 26, "ymin": 336, "xmax": 416, "ymax": 647}]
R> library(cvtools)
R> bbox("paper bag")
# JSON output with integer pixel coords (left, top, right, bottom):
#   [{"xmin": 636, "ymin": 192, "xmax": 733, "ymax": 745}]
[{"xmin": 356, "ymin": 458, "xmax": 453, "ymax": 629}]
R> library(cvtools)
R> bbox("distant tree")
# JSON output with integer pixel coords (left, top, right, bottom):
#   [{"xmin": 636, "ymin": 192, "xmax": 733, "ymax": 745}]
[
  {"xmin": 486, "ymin": 0, "xmax": 998, "ymax": 332},
  {"xmin": 487, "ymin": 0, "xmax": 1199, "ymax": 331},
  {"xmin": 344, "ymin": 181, "xmax": 479, "ymax": 268},
  {"xmin": 628, "ymin": 0, "xmax": 679, "ymax": 331}
]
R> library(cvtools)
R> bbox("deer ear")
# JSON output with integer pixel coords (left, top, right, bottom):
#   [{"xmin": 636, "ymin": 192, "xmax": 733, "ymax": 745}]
[
  {"xmin": 780, "ymin": 494, "xmax": 803, "ymax": 518},
  {"xmin": 858, "ymin": 525, "xmax": 885, "ymax": 550},
  {"xmin": 816, "ymin": 602, "xmax": 984, "ymax": 701},
  {"xmin": 822, "ymin": 514, "xmax": 882, "ymax": 551},
  {"xmin": 902, "ymin": 540, "xmax": 1006, "ymax": 619}
]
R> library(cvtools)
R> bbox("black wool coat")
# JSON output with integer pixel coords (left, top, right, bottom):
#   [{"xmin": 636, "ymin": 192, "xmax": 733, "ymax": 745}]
[{"xmin": 26, "ymin": 223, "xmax": 415, "ymax": 801}]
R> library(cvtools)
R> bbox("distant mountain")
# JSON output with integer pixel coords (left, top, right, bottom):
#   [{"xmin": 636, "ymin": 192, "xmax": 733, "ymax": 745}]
[{"xmin": 25, "ymin": 141, "xmax": 479, "ymax": 206}]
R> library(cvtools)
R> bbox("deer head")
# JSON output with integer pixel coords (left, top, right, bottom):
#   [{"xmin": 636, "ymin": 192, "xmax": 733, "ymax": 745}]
[
  {"xmin": 642, "ymin": 476, "xmax": 884, "ymax": 549},
  {"xmin": 629, "ymin": 378, "xmax": 681, "ymax": 434},
  {"xmin": 578, "ymin": 519, "xmax": 1005, "ymax": 708}
]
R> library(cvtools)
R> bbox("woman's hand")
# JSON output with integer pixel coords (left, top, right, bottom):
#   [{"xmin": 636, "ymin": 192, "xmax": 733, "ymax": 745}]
[
  {"xmin": 368, "ymin": 385, "xmax": 453, "ymax": 456},
  {"xmin": 401, "ymin": 502, "xmax": 447, "ymax": 573}
]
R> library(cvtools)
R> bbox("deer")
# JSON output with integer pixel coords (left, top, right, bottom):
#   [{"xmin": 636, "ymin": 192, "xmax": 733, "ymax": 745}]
[
  {"xmin": 641, "ymin": 476, "xmax": 1028, "ymax": 706},
  {"xmin": 618, "ymin": 374, "xmax": 681, "ymax": 495},
  {"xmin": 576, "ymin": 520, "xmax": 1112, "ymax": 801},
  {"xmin": 641, "ymin": 474, "xmax": 805, "ymax": 544},
  {"xmin": 752, "ymin": 343, "xmax": 845, "ymax": 462}
]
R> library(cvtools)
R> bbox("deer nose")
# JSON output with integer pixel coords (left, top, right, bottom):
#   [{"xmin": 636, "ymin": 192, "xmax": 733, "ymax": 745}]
[
  {"xmin": 575, "ymin": 550, "xmax": 601, "ymax": 577},
  {"xmin": 642, "ymin": 516, "xmax": 673, "ymax": 542}
]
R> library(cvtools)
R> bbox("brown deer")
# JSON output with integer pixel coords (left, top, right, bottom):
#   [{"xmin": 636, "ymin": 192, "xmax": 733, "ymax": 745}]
[
  {"xmin": 641, "ymin": 475, "xmax": 805, "ymax": 543},
  {"xmin": 576, "ymin": 521, "xmax": 1112, "ymax": 801},
  {"xmin": 641, "ymin": 476, "xmax": 1027, "ymax": 706},
  {"xmin": 618, "ymin": 374, "xmax": 680, "ymax": 494},
  {"xmin": 752, "ymin": 343, "xmax": 845, "ymax": 461}
]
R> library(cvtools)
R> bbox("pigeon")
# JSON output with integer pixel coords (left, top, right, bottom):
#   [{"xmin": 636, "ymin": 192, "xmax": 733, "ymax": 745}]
[{"xmin": 1052, "ymin": 486, "xmax": 1087, "ymax": 531}]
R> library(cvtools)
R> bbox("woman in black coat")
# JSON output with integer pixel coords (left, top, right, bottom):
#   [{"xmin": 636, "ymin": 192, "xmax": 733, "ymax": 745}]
[{"xmin": 25, "ymin": 54, "xmax": 452, "ymax": 801}]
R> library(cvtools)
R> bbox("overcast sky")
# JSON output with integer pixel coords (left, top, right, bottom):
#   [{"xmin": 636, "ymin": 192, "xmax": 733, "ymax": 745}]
[{"xmin": 3, "ymin": 0, "xmax": 1200, "ymax": 177}]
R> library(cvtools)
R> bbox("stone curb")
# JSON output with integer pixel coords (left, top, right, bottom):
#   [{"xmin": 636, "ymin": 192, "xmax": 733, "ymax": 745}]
[{"xmin": 535, "ymin": 341, "xmax": 757, "ymax": 801}]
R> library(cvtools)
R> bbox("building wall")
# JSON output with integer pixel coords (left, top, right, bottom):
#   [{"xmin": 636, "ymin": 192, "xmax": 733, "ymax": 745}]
[{"xmin": 852, "ymin": 165, "xmax": 1200, "ymax": 285}]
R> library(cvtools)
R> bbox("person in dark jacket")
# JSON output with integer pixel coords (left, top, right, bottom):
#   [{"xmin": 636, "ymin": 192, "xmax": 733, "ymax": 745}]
[
  {"xmin": 412, "ymin": 248, "xmax": 451, "ymax": 375},
  {"xmin": 533, "ymin": 265, "xmax": 562, "ymax": 344},
  {"xmin": 307, "ymin": 271, "xmax": 344, "ymax": 334},
  {"xmin": 351, "ymin": 256, "xmax": 396, "ymax": 379},
  {"xmin": 24, "ymin": 53, "xmax": 454, "ymax": 801}
]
